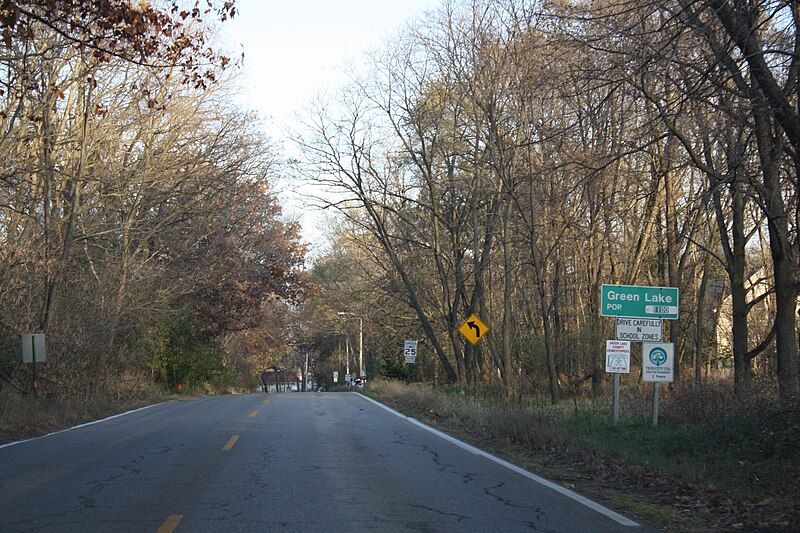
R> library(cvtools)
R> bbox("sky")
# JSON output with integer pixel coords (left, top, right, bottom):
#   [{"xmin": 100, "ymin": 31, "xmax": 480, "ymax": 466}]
[{"xmin": 219, "ymin": 0, "xmax": 440, "ymax": 252}]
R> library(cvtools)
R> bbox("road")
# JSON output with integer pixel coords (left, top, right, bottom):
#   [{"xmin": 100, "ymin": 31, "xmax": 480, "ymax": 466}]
[{"xmin": 0, "ymin": 393, "xmax": 643, "ymax": 532}]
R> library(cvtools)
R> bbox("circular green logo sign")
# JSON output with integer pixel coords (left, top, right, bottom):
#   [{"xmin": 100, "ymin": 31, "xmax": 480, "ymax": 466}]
[{"xmin": 649, "ymin": 347, "xmax": 668, "ymax": 366}]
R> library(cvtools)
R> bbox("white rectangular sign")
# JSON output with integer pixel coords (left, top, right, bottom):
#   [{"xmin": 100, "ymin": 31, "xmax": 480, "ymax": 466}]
[
  {"xmin": 333, "ymin": 371, "xmax": 338, "ymax": 383},
  {"xmin": 605, "ymin": 340, "xmax": 630, "ymax": 373},
  {"xmin": 22, "ymin": 334, "xmax": 45, "ymax": 363},
  {"xmin": 642, "ymin": 342, "xmax": 674, "ymax": 382},
  {"xmin": 404, "ymin": 339, "xmax": 418, "ymax": 364},
  {"xmin": 615, "ymin": 318, "xmax": 662, "ymax": 342}
]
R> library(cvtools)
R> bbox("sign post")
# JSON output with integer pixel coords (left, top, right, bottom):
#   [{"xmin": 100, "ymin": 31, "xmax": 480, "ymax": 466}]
[
  {"xmin": 22, "ymin": 334, "xmax": 45, "ymax": 398},
  {"xmin": 31, "ymin": 336, "xmax": 36, "ymax": 398},
  {"xmin": 605, "ymin": 340, "xmax": 630, "ymax": 423},
  {"xmin": 601, "ymin": 284, "xmax": 678, "ymax": 426},
  {"xmin": 642, "ymin": 342, "xmax": 674, "ymax": 426}
]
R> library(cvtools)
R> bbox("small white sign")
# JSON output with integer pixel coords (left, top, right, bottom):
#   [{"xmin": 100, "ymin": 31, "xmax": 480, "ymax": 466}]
[
  {"xmin": 345, "ymin": 373, "xmax": 352, "ymax": 383},
  {"xmin": 642, "ymin": 342, "xmax": 674, "ymax": 382},
  {"xmin": 333, "ymin": 371, "xmax": 338, "ymax": 383},
  {"xmin": 615, "ymin": 318, "xmax": 662, "ymax": 342},
  {"xmin": 605, "ymin": 340, "xmax": 630, "ymax": 373},
  {"xmin": 645, "ymin": 305, "xmax": 678, "ymax": 316},
  {"xmin": 404, "ymin": 339, "xmax": 418, "ymax": 364},
  {"xmin": 22, "ymin": 334, "xmax": 46, "ymax": 363}
]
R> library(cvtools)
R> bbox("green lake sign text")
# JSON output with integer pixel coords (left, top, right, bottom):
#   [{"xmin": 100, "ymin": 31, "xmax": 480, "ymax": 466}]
[{"xmin": 600, "ymin": 284, "xmax": 679, "ymax": 319}]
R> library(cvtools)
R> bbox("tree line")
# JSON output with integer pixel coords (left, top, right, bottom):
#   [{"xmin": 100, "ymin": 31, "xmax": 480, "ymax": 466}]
[
  {"xmin": 299, "ymin": 0, "xmax": 799, "ymax": 400},
  {"xmin": 0, "ymin": 1, "xmax": 307, "ymax": 395}
]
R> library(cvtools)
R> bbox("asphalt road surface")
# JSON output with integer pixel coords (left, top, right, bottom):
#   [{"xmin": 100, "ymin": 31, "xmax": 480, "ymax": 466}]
[{"xmin": 0, "ymin": 393, "xmax": 644, "ymax": 532}]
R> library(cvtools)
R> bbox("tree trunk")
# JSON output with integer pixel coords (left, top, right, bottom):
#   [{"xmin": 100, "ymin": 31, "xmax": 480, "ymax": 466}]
[{"xmin": 694, "ymin": 246, "xmax": 711, "ymax": 385}]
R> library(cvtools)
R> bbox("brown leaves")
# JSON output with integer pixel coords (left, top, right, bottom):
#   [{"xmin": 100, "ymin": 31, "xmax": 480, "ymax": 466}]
[{"xmin": 0, "ymin": 1, "xmax": 240, "ymax": 90}]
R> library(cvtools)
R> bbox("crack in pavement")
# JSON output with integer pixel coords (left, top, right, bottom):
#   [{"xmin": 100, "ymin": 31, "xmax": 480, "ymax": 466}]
[
  {"xmin": 482, "ymin": 481, "xmax": 551, "ymax": 528},
  {"xmin": 77, "ymin": 445, "xmax": 173, "ymax": 510},
  {"xmin": 404, "ymin": 502, "xmax": 470, "ymax": 522},
  {"xmin": 391, "ymin": 431, "xmax": 476, "ymax": 485}
]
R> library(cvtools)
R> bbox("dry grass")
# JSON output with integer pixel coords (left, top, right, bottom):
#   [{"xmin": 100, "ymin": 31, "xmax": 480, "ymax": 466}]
[
  {"xmin": 0, "ymin": 380, "xmax": 169, "ymax": 444},
  {"xmin": 367, "ymin": 379, "xmax": 584, "ymax": 455},
  {"xmin": 365, "ymin": 378, "xmax": 800, "ymax": 530}
]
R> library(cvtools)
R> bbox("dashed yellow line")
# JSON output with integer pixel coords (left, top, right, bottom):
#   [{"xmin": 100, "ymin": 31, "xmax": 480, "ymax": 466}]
[
  {"xmin": 262, "ymin": 399, "xmax": 269, "ymax": 405},
  {"xmin": 222, "ymin": 435, "xmax": 239, "ymax": 451},
  {"xmin": 249, "ymin": 410, "xmax": 259, "ymax": 417},
  {"xmin": 157, "ymin": 514, "xmax": 183, "ymax": 533}
]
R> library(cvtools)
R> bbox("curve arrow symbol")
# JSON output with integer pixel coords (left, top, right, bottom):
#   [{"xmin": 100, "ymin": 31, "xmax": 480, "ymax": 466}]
[{"xmin": 467, "ymin": 320, "xmax": 481, "ymax": 337}]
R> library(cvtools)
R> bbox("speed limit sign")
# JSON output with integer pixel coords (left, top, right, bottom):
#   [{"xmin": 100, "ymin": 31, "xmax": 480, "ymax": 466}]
[{"xmin": 404, "ymin": 340, "xmax": 418, "ymax": 363}]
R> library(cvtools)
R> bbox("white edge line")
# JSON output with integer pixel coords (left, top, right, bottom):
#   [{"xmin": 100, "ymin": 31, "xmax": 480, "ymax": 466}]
[
  {"xmin": 357, "ymin": 392, "xmax": 640, "ymax": 528},
  {"xmin": 0, "ymin": 401, "xmax": 168, "ymax": 450}
]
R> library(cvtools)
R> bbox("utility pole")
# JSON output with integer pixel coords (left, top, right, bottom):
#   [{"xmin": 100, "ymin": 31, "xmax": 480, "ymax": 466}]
[
  {"xmin": 358, "ymin": 316, "xmax": 364, "ymax": 381},
  {"xmin": 303, "ymin": 352, "xmax": 309, "ymax": 392},
  {"xmin": 339, "ymin": 312, "xmax": 366, "ymax": 383},
  {"xmin": 345, "ymin": 335, "xmax": 350, "ymax": 379}
]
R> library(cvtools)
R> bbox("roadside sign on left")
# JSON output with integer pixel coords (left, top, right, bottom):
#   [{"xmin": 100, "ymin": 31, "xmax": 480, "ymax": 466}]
[{"xmin": 22, "ymin": 333, "xmax": 46, "ymax": 363}]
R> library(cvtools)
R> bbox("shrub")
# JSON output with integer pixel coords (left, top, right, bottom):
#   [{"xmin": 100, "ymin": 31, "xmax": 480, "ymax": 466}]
[{"xmin": 140, "ymin": 315, "xmax": 229, "ymax": 390}]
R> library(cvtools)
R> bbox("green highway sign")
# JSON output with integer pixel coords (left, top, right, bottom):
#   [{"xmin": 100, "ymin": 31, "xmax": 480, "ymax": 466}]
[{"xmin": 600, "ymin": 284, "xmax": 679, "ymax": 319}]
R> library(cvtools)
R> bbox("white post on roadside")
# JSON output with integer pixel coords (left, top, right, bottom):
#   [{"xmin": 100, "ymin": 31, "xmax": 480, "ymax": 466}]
[
  {"xmin": 358, "ymin": 316, "xmax": 364, "ymax": 381},
  {"xmin": 653, "ymin": 383, "xmax": 660, "ymax": 427},
  {"xmin": 345, "ymin": 335, "xmax": 350, "ymax": 379},
  {"xmin": 339, "ymin": 311, "xmax": 365, "ymax": 383},
  {"xmin": 304, "ymin": 352, "xmax": 309, "ymax": 392}
]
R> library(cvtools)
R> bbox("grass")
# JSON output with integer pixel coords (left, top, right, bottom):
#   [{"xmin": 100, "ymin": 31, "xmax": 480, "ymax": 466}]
[
  {"xmin": 365, "ymin": 379, "xmax": 800, "ymax": 531},
  {"xmin": 0, "ymin": 365, "xmax": 258, "ymax": 445},
  {"xmin": 0, "ymin": 378, "xmax": 175, "ymax": 444}
]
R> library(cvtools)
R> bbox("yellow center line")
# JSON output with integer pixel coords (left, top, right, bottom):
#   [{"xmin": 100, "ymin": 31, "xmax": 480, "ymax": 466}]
[
  {"xmin": 157, "ymin": 514, "xmax": 183, "ymax": 533},
  {"xmin": 262, "ymin": 399, "xmax": 269, "ymax": 405},
  {"xmin": 221, "ymin": 435, "xmax": 239, "ymax": 451},
  {"xmin": 249, "ymin": 410, "xmax": 259, "ymax": 417}
]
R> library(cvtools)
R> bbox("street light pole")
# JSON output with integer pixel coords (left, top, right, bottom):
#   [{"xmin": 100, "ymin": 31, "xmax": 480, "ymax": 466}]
[
  {"xmin": 338, "ymin": 311, "xmax": 366, "ymax": 382},
  {"xmin": 304, "ymin": 351, "xmax": 309, "ymax": 392},
  {"xmin": 345, "ymin": 334, "xmax": 350, "ymax": 378},
  {"xmin": 358, "ymin": 316, "xmax": 364, "ymax": 380}
]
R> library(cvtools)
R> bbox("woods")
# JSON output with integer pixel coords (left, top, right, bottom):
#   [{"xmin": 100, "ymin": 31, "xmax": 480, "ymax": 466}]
[
  {"xmin": 300, "ymin": 0, "xmax": 799, "ymax": 400},
  {"xmin": 0, "ymin": 1, "xmax": 306, "ymax": 398}
]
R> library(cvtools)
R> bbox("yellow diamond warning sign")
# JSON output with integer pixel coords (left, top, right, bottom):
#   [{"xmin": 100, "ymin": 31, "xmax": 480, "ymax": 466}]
[{"xmin": 458, "ymin": 314, "xmax": 490, "ymax": 345}]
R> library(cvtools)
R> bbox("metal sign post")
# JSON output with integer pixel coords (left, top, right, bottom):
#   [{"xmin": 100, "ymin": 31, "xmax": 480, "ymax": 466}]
[
  {"xmin": 642, "ymin": 342, "xmax": 674, "ymax": 426},
  {"xmin": 31, "ymin": 335, "xmax": 36, "ymax": 398},
  {"xmin": 653, "ymin": 383, "xmax": 660, "ymax": 426},
  {"xmin": 22, "ymin": 334, "xmax": 46, "ymax": 398}
]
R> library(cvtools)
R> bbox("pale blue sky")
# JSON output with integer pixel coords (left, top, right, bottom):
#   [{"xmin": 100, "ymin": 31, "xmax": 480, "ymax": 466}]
[
  {"xmin": 220, "ymin": 1, "xmax": 440, "ymax": 251},
  {"xmin": 222, "ymin": 0, "xmax": 439, "ymax": 130}
]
